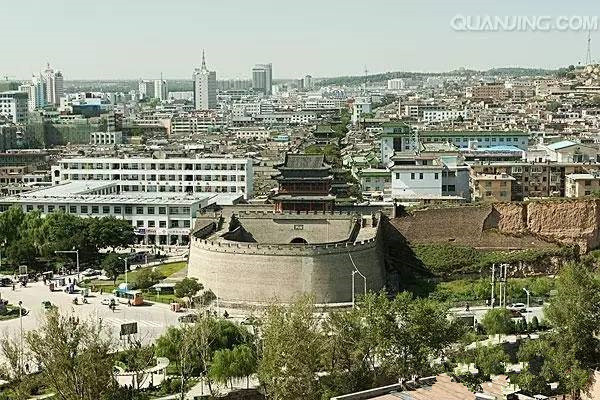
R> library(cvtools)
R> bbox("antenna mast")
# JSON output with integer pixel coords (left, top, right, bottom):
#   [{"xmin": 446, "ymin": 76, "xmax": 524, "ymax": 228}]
[{"xmin": 586, "ymin": 30, "xmax": 592, "ymax": 65}]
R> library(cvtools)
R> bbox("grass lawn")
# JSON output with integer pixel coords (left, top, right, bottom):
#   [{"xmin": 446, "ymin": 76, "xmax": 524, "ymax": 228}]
[
  {"xmin": 0, "ymin": 305, "xmax": 23, "ymax": 321},
  {"xmin": 85, "ymin": 261, "xmax": 187, "ymax": 293}
]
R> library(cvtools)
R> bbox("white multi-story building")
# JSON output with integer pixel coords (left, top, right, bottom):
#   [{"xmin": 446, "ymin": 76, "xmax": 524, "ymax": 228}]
[
  {"xmin": 42, "ymin": 64, "xmax": 64, "ymax": 105},
  {"xmin": 352, "ymin": 97, "xmax": 372, "ymax": 124},
  {"xmin": 193, "ymin": 52, "xmax": 217, "ymax": 110},
  {"xmin": 387, "ymin": 78, "xmax": 406, "ymax": 90},
  {"xmin": 391, "ymin": 158, "xmax": 443, "ymax": 199},
  {"xmin": 0, "ymin": 180, "xmax": 232, "ymax": 246},
  {"xmin": 138, "ymin": 80, "xmax": 155, "ymax": 99},
  {"xmin": 89, "ymin": 131, "xmax": 123, "ymax": 145},
  {"xmin": 51, "ymin": 157, "xmax": 254, "ymax": 199},
  {"xmin": 154, "ymin": 78, "xmax": 168, "ymax": 101},
  {"xmin": 21, "ymin": 75, "xmax": 46, "ymax": 111},
  {"xmin": 422, "ymin": 109, "xmax": 469, "ymax": 122},
  {"xmin": 0, "ymin": 91, "xmax": 28, "ymax": 123}
]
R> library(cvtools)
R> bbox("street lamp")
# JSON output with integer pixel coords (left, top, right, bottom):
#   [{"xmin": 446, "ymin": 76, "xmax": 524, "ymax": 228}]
[
  {"xmin": 349, "ymin": 253, "xmax": 367, "ymax": 308},
  {"xmin": 522, "ymin": 288, "xmax": 531, "ymax": 309},
  {"xmin": 118, "ymin": 256, "xmax": 129, "ymax": 289},
  {"xmin": 18, "ymin": 300, "xmax": 23, "ymax": 373},
  {"xmin": 55, "ymin": 249, "xmax": 79, "ymax": 281}
]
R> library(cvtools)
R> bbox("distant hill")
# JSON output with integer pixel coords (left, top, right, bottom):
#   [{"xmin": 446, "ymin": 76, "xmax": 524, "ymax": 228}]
[{"xmin": 316, "ymin": 67, "xmax": 557, "ymax": 87}]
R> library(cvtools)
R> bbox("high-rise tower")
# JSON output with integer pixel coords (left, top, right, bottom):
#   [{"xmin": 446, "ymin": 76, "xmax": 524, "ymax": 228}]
[{"xmin": 193, "ymin": 50, "xmax": 217, "ymax": 110}]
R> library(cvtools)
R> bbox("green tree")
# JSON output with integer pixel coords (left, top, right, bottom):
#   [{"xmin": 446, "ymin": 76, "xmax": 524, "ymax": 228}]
[
  {"xmin": 466, "ymin": 344, "xmax": 509, "ymax": 379},
  {"xmin": 481, "ymin": 308, "xmax": 514, "ymax": 338},
  {"xmin": 546, "ymin": 101, "xmax": 561, "ymax": 112},
  {"xmin": 258, "ymin": 296, "xmax": 323, "ymax": 400},
  {"xmin": 210, "ymin": 344, "xmax": 257, "ymax": 389},
  {"xmin": 174, "ymin": 278, "xmax": 203, "ymax": 306},
  {"xmin": 541, "ymin": 263, "xmax": 600, "ymax": 398},
  {"xmin": 155, "ymin": 324, "xmax": 203, "ymax": 400},
  {"xmin": 25, "ymin": 309, "xmax": 116, "ymax": 400},
  {"xmin": 88, "ymin": 217, "xmax": 136, "ymax": 251},
  {"xmin": 0, "ymin": 206, "xmax": 24, "ymax": 246},
  {"xmin": 102, "ymin": 252, "xmax": 124, "ymax": 285},
  {"xmin": 133, "ymin": 268, "xmax": 165, "ymax": 290}
]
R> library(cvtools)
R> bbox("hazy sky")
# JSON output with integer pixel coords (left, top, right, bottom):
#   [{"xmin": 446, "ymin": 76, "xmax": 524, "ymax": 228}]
[{"xmin": 3, "ymin": 0, "xmax": 600, "ymax": 79}]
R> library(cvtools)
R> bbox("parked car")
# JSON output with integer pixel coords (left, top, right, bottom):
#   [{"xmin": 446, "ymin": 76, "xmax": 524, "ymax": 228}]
[
  {"xmin": 508, "ymin": 303, "xmax": 527, "ymax": 313},
  {"xmin": 178, "ymin": 313, "xmax": 198, "ymax": 324}
]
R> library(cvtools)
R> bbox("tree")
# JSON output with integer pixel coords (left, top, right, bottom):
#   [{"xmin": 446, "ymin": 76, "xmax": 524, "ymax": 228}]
[
  {"xmin": 529, "ymin": 316, "xmax": 539, "ymax": 332},
  {"xmin": 133, "ymin": 268, "xmax": 165, "ymax": 290},
  {"xmin": 0, "ymin": 206, "xmax": 24, "ymax": 246},
  {"xmin": 198, "ymin": 290, "xmax": 217, "ymax": 307},
  {"xmin": 210, "ymin": 344, "xmax": 257, "ymax": 389},
  {"xmin": 24, "ymin": 309, "xmax": 116, "ymax": 400},
  {"xmin": 258, "ymin": 296, "xmax": 323, "ymax": 400},
  {"xmin": 155, "ymin": 325, "xmax": 202, "ymax": 400},
  {"xmin": 466, "ymin": 344, "xmax": 509, "ymax": 379},
  {"xmin": 116, "ymin": 338, "xmax": 156, "ymax": 391},
  {"xmin": 546, "ymin": 101, "xmax": 561, "ymax": 112},
  {"xmin": 174, "ymin": 278, "xmax": 203, "ymax": 306},
  {"xmin": 481, "ymin": 308, "xmax": 514, "ymax": 338},
  {"xmin": 102, "ymin": 252, "xmax": 124, "ymax": 285},
  {"xmin": 88, "ymin": 217, "xmax": 136, "ymax": 251},
  {"xmin": 540, "ymin": 263, "xmax": 600, "ymax": 398}
]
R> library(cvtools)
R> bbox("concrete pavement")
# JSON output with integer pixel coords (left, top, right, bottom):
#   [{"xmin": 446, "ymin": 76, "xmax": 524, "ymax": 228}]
[{"xmin": 0, "ymin": 277, "xmax": 180, "ymax": 344}]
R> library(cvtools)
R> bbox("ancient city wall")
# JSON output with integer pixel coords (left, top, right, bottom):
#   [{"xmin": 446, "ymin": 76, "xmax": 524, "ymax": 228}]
[
  {"xmin": 389, "ymin": 199, "xmax": 600, "ymax": 253},
  {"xmin": 188, "ymin": 236, "xmax": 384, "ymax": 304}
]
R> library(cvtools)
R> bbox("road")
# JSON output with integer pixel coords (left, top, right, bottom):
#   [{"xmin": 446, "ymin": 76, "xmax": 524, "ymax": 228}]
[
  {"xmin": 0, "ymin": 276, "xmax": 180, "ymax": 344},
  {"xmin": 450, "ymin": 305, "xmax": 545, "ymax": 324}
]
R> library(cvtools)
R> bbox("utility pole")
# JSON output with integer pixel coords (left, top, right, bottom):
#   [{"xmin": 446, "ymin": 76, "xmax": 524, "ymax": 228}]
[
  {"xmin": 491, "ymin": 263, "xmax": 496, "ymax": 308},
  {"xmin": 586, "ymin": 29, "xmax": 592, "ymax": 66}
]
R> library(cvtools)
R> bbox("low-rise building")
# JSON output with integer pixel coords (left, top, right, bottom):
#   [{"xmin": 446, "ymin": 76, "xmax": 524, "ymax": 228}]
[
  {"xmin": 470, "ymin": 173, "xmax": 514, "ymax": 202},
  {"xmin": 565, "ymin": 173, "xmax": 600, "ymax": 197}
]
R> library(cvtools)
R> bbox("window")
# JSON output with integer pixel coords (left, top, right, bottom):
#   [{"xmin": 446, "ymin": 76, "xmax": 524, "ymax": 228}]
[
  {"xmin": 48, "ymin": 205, "xmax": 55, "ymax": 212},
  {"xmin": 159, "ymin": 221, "xmax": 166, "ymax": 228},
  {"xmin": 80, "ymin": 205, "xmax": 88, "ymax": 213},
  {"xmin": 148, "ymin": 220, "xmax": 155, "ymax": 227},
  {"xmin": 434, "ymin": 173, "xmax": 439, "ymax": 180},
  {"xmin": 136, "ymin": 220, "xmax": 144, "ymax": 227},
  {"xmin": 159, "ymin": 207, "xmax": 166, "ymax": 215},
  {"xmin": 448, "ymin": 184, "xmax": 456, "ymax": 191},
  {"xmin": 102, "ymin": 206, "xmax": 110, "ymax": 214},
  {"xmin": 69, "ymin": 205, "xmax": 77, "ymax": 213},
  {"xmin": 91, "ymin": 206, "xmax": 99, "ymax": 214},
  {"xmin": 125, "ymin": 206, "xmax": 132, "ymax": 215},
  {"xmin": 419, "ymin": 173, "xmax": 423, "ymax": 179},
  {"xmin": 136, "ymin": 206, "xmax": 144, "ymax": 214},
  {"xmin": 396, "ymin": 173, "xmax": 400, "ymax": 179},
  {"xmin": 114, "ymin": 206, "xmax": 122, "ymax": 214},
  {"xmin": 147, "ymin": 207, "xmax": 155, "ymax": 215},
  {"xmin": 183, "ymin": 220, "xmax": 190, "ymax": 228},
  {"xmin": 26, "ymin": 205, "xmax": 33, "ymax": 212}
]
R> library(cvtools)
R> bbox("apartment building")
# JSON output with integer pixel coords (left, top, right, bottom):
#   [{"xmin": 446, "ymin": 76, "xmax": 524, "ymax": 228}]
[
  {"xmin": 51, "ymin": 157, "xmax": 254, "ymax": 199},
  {"xmin": 89, "ymin": 131, "xmax": 123, "ymax": 145},
  {"xmin": 0, "ymin": 91, "xmax": 28, "ymax": 124},
  {"xmin": 565, "ymin": 173, "xmax": 600, "ymax": 197},
  {"xmin": 470, "ymin": 173, "xmax": 514, "ymax": 202},
  {"xmin": 469, "ymin": 162, "xmax": 600, "ymax": 200}
]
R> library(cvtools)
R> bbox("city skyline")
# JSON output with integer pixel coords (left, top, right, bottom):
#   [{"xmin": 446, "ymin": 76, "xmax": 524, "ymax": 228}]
[{"xmin": 2, "ymin": 0, "xmax": 600, "ymax": 80}]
